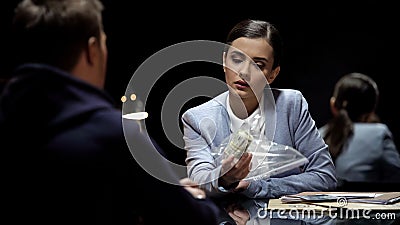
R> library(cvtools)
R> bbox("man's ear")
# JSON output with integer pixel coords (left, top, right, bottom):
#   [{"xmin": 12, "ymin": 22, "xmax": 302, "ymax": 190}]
[
  {"xmin": 267, "ymin": 66, "xmax": 280, "ymax": 84},
  {"xmin": 86, "ymin": 36, "xmax": 98, "ymax": 65}
]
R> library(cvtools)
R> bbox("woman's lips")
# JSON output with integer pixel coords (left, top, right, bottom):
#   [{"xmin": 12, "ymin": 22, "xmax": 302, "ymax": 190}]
[{"xmin": 234, "ymin": 80, "xmax": 249, "ymax": 89}]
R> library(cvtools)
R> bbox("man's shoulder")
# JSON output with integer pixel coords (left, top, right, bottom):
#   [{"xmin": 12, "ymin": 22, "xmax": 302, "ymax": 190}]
[
  {"xmin": 77, "ymin": 108, "xmax": 126, "ymax": 142},
  {"xmin": 91, "ymin": 108, "xmax": 123, "ymax": 126}
]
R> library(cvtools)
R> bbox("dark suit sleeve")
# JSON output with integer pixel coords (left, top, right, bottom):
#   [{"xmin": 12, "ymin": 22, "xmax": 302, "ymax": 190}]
[{"xmin": 119, "ymin": 118, "xmax": 221, "ymax": 224}]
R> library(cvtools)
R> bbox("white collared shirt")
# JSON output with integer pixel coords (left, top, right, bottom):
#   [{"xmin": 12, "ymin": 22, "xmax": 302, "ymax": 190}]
[{"xmin": 226, "ymin": 94, "xmax": 265, "ymax": 136}]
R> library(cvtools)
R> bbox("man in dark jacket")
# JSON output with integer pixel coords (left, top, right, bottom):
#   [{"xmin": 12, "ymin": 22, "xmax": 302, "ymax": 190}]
[{"xmin": 0, "ymin": 0, "xmax": 220, "ymax": 224}]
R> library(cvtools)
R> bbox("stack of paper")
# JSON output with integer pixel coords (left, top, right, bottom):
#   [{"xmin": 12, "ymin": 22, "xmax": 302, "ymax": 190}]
[
  {"xmin": 280, "ymin": 192, "xmax": 400, "ymax": 205},
  {"xmin": 347, "ymin": 192, "xmax": 400, "ymax": 205},
  {"xmin": 280, "ymin": 192, "xmax": 378, "ymax": 204}
]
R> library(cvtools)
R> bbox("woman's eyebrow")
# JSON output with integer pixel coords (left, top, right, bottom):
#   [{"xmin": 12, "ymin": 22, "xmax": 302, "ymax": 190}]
[
  {"xmin": 230, "ymin": 50, "xmax": 269, "ymax": 62},
  {"xmin": 253, "ymin": 57, "xmax": 269, "ymax": 63},
  {"xmin": 230, "ymin": 50, "xmax": 246, "ymax": 58}
]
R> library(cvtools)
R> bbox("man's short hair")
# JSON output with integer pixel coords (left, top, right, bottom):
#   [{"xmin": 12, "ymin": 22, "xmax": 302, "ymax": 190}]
[{"xmin": 12, "ymin": 0, "xmax": 104, "ymax": 71}]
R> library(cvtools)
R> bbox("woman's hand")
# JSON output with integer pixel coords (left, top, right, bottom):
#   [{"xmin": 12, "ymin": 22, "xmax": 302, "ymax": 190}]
[{"xmin": 219, "ymin": 152, "xmax": 252, "ymax": 189}]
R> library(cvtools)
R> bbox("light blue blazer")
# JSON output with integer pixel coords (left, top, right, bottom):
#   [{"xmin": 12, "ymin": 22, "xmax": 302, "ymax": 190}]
[
  {"xmin": 319, "ymin": 123, "xmax": 400, "ymax": 185},
  {"xmin": 182, "ymin": 88, "xmax": 337, "ymax": 198}
]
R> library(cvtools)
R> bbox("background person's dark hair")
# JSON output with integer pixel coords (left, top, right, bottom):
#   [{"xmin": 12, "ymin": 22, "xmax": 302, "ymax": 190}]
[
  {"xmin": 12, "ymin": 0, "xmax": 104, "ymax": 72},
  {"xmin": 225, "ymin": 19, "xmax": 283, "ymax": 70},
  {"xmin": 323, "ymin": 72, "xmax": 380, "ymax": 160}
]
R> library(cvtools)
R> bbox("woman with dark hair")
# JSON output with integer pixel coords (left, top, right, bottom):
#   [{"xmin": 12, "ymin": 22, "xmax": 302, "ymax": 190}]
[
  {"xmin": 181, "ymin": 19, "xmax": 337, "ymax": 199},
  {"xmin": 319, "ymin": 73, "xmax": 400, "ymax": 186}
]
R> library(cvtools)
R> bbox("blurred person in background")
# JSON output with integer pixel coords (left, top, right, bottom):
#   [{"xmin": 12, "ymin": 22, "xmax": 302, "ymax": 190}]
[{"xmin": 319, "ymin": 72, "xmax": 400, "ymax": 188}]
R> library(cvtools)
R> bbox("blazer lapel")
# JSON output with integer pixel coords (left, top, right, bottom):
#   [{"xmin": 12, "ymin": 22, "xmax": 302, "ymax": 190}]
[{"xmin": 263, "ymin": 88, "xmax": 277, "ymax": 141}]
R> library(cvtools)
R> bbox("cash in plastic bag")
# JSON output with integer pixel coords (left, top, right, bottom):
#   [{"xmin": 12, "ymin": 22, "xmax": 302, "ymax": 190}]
[{"xmin": 212, "ymin": 117, "xmax": 309, "ymax": 181}]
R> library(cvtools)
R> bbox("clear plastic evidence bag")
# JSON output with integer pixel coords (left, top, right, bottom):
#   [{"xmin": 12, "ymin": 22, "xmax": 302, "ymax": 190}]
[{"xmin": 211, "ymin": 121, "xmax": 309, "ymax": 181}]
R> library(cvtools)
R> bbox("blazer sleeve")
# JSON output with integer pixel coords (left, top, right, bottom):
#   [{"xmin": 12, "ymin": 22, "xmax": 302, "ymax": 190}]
[
  {"xmin": 181, "ymin": 109, "xmax": 226, "ymax": 194},
  {"xmin": 241, "ymin": 91, "xmax": 337, "ymax": 198},
  {"xmin": 380, "ymin": 126, "xmax": 400, "ymax": 180}
]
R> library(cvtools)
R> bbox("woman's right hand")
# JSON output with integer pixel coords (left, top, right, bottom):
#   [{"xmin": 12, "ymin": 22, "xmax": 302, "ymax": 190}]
[{"xmin": 219, "ymin": 152, "xmax": 252, "ymax": 189}]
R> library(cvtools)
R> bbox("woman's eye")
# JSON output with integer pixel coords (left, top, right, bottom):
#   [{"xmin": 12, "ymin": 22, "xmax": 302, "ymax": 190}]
[
  {"xmin": 231, "ymin": 58, "xmax": 243, "ymax": 64},
  {"xmin": 252, "ymin": 61, "xmax": 264, "ymax": 69},
  {"xmin": 256, "ymin": 63, "xmax": 264, "ymax": 69}
]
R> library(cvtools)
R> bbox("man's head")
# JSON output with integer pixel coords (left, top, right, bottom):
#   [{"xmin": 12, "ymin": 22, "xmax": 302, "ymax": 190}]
[{"xmin": 12, "ymin": 0, "xmax": 107, "ymax": 88}]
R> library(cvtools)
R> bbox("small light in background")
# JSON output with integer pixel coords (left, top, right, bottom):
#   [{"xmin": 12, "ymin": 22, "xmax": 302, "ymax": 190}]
[
  {"xmin": 121, "ymin": 95, "xmax": 127, "ymax": 103},
  {"xmin": 122, "ymin": 112, "xmax": 148, "ymax": 120},
  {"xmin": 121, "ymin": 93, "xmax": 147, "ymax": 122}
]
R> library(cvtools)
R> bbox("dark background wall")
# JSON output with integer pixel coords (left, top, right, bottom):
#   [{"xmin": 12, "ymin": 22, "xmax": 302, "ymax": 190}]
[{"xmin": 1, "ymin": 0, "xmax": 399, "ymax": 164}]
